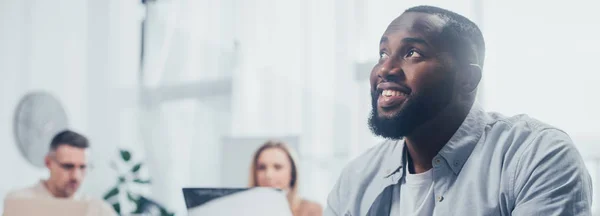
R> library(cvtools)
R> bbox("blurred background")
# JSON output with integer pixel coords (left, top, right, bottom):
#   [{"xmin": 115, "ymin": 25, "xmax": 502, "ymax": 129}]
[{"xmin": 1, "ymin": 0, "xmax": 599, "ymax": 215}]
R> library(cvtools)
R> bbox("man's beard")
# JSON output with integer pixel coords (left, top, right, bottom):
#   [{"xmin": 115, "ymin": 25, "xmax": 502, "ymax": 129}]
[
  {"xmin": 368, "ymin": 82, "xmax": 454, "ymax": 139},
  {"xmin": 59, "ymin": 180, "xmax": 79, "ymax": 197}
]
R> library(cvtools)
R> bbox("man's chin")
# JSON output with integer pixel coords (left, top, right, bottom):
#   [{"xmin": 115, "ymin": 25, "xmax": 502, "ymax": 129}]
[
  {"xmin": 63, "ymin": 188, "xmax": 79, "ymax": 197},
  {"xmin": 377, "ymin": 109, "xmax": 400, "ymax": 119},
  {"xmin": 368, "ymin": 112, "xmax": 410, "ymax": 140}
]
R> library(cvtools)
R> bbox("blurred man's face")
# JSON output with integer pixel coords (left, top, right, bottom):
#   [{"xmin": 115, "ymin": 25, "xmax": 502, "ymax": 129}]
[{"xmin": 45, "ymin": 145, "xmax": 89, "ymax": 198}]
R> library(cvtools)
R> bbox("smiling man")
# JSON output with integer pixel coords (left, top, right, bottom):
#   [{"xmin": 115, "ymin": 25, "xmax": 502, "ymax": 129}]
[{"xmin": 324, "ymin": 5, "xmax": 592, "ymax": 216}]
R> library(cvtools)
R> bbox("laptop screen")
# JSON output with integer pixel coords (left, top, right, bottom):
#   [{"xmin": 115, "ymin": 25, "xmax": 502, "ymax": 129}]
[{"xmin": 182, "ymin": 188, "xmax": 248, "ymax": 209}]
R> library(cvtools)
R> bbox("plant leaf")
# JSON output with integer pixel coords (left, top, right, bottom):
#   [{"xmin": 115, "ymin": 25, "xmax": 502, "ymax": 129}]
[
  {"xmin": 131, "ymin": 196, "xmax": 148, "ymax": 214},
  {"xmin": 160, "ymin": 210, "xmax": 172, "ymax": 216},
  {"xmin": 133, "ymin": 179, "xmax": 152, "ymax": 184},
  {"xmin": 103, "ymin": 187, "xmax": 119, "ymax": 200},
  {"xmin": 112, "ymin": 203, "xmax": 121, "ymax": 213},
  {"xmin": 131, "ymin": 163, "xmax": 143, "ymax": 173},
  {"xmin": 120, "ymin": 150, "xmax": 131, "ymax": 162},
  {"xmin": 132, "ymin": 208, "xmax": 144, "ymax": 214},
  {"xmin": 159, "ymin": 206, "xmax": 173, "ymax": 216}
]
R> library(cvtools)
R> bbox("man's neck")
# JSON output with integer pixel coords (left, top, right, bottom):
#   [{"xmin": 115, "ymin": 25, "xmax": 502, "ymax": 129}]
[
  {"xmin": 404, "ymin": 101, "xmax": 473, "ymax": 173},
  {"xmin": 43, "ymin": 180, "xmax": 70, "ymax": 198}
]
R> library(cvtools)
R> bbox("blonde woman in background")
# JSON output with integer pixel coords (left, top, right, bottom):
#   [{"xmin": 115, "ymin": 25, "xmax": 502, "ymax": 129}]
[{"xmin": 249, "ymin": 140, "xmax": 323, "ymax": 216}]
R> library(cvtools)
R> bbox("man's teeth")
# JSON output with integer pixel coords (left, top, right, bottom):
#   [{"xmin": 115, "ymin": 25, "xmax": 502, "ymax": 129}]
[{"xmin": 382, "ymin": 90, "xmax": 405, "ymax": 97}]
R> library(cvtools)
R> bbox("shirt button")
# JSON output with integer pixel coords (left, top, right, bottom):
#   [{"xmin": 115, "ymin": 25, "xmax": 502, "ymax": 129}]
[
  {"xmin": 435, "ymin": 158, "xmax": 441, "ymax": 165},
  {"xmin": 453, "ymin": 160, "xmax": 460, "ymax": 167},
  {"xmin": 437, "ymin": 196, "xmax": 444, "ymax": 202}
]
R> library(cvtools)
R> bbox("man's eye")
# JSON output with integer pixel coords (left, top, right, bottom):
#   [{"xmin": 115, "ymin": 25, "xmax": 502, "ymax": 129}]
[
  {"xmin": 62, "ymin": 164, "xmax": 75, "ymax": 169},
  {"xmin": 404, "ymin": 49, "xmax": 422, "ymax": 59},
  {"xmin": 379, "ymin": 52, "xmax": 389, "ymax": 60}
]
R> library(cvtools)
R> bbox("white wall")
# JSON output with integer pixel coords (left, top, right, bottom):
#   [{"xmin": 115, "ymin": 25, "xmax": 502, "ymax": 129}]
[
  {"xmin": 85, "ymin": 0, "xmax": 145, "ymax": 200},
  {"xmin": 0, "ymin": 0, "xmax": 89, "ymax": 207},
  {"xmin": 481, "ymin": 0, "xmax": 600, "ymax": 156},
  {"xmin": 0, "ymin": 0, "xmax": 144, "ymax": 212}
]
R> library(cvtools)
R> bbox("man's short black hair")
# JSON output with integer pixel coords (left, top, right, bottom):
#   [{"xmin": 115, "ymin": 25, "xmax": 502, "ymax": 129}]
[
  {"xmin": 405, "ymin": 5, "xmax": 485, "ymax": 68},
  {"xmin": 50, "ymin": 130, "xmax": 89, "ymax": 151}
]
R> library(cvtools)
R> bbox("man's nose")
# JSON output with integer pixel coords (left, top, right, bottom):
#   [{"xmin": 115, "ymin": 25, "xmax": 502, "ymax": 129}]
[
  {"xmin": 71, "ymin": 169, "xmax": 83, "ymax": 180},
  {"xmin": 377, "ymin": 58, "xmax": 404, "ymax": 81}
]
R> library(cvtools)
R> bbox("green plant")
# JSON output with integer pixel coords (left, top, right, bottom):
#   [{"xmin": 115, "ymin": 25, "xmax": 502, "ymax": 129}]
[{"xmin": 103, "ymin": 149, "xmax": 174, "ymax": 216}]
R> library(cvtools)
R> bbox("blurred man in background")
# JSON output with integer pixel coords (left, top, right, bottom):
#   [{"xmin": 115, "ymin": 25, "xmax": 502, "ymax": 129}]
[
  {"xmin": 325, "ymin": 5, "xmax": 592, "ymax": 216},
  {"xmin": 4, "ymin": 130, "xmax": 115, "ymax": 215}
]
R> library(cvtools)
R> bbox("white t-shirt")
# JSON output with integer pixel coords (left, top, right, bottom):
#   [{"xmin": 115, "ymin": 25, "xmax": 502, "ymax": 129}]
[{"xmin": 390, "ymin": 169, "xmax": 435, "ymax": 216}]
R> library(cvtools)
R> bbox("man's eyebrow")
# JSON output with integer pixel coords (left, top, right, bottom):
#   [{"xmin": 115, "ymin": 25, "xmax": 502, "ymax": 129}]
[
  {"xmin": 379, "ymin": 36, "xmax": 388, "ymax": 45},
  {"xmin": 379, "ymin": 36, "xmax": 431, "ymax": 48},
  {"xmin": 401, "ymin": 37, "xmax": 430, "ymax": 47}
]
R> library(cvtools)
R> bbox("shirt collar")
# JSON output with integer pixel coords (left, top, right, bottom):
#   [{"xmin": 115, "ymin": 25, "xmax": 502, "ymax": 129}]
[
  {"xmin": 437, "ymin": 103, "xmax": 487, "ymax": 175},
  {"xmin": 382, "ymin": 103, "xmax": 487, "ymax": 178},
  {"xmin": 382, "ymin": 140, "xmax": 405, "ymax": 178}
]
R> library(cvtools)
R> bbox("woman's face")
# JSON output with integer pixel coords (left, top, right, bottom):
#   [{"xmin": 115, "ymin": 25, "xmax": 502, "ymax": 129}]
[{"xmin": 255, "ymin": 148, "xmax": 293, "ymax": 191}]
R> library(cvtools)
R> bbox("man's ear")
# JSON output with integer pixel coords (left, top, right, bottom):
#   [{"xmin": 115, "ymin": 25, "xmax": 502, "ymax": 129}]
[
  {"xmin": 461, "ymin": 63, "xmax": 482, "ymax": 94},
  {"xmin": 45, "ymin": 154, "xmax": 51, "ymax": 169}
]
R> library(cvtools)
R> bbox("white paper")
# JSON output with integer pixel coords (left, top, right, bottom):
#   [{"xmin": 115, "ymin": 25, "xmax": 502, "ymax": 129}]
[{"xmin": 187, "ymin": 187, "xmax": 293, "ymax": 216}]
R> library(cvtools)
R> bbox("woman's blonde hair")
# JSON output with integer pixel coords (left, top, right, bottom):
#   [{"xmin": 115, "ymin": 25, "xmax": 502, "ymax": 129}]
[{"xmin": 249, "ymin": 140, "xmax": 301, "ymax": 210}]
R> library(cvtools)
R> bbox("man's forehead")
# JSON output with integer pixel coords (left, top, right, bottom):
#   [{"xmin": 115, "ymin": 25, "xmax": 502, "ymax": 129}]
[
  {"xmin": 383, "ymin": 12, "xmax": 447, "ymax": 40},
  {"xmin": 54, "ymin": 145, "xmax": 88, "ymax": 160}
]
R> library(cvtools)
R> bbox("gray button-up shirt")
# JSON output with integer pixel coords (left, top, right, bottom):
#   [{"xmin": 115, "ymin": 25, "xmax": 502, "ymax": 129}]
[{"xmin": 325, "ymin": 104, "xmax": 592, "ymax": 216}]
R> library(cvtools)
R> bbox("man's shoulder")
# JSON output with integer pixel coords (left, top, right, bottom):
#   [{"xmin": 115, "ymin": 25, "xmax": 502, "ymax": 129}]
[
  {"xmin": 487, "ymin": 112, "xmax": 566, "ymax": 136},
  {"xmin": 485, "ymin": 113, "xmax": 592, "ymax": 213},
  {"xmin": 4, "ymin": 184, "xmax": 39, "ymax": 200},
  {"xmin": 485, "ymin": 112, "xmax": 572, "ymax": 149},
  {"xmin": 484, "ymin": 112, "xmax": 582, "ymax": 175}
]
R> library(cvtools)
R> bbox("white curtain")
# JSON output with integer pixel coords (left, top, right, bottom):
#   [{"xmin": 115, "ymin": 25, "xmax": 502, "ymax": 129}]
[{"xmin": 140, "ymin": 0, "xmax": 235, "ymax": 214}]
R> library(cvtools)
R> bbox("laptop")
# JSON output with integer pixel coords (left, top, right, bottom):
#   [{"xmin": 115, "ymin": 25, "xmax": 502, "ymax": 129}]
[
  {"xmin": 3, "ymin": 198, "xmax": 89, "ymax": 216},
  {"xmin": 182, "ymin": 187, "xmax": 293, "ymax": 216}
]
